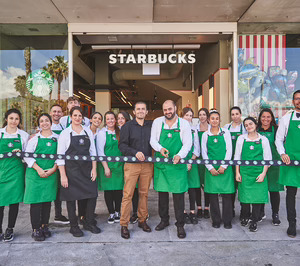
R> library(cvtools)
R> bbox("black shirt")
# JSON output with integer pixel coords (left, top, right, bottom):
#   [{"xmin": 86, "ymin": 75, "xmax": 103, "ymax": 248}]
[{"xmin": 119, "ymin": 118, "xmax": 153, "ymax": 157}]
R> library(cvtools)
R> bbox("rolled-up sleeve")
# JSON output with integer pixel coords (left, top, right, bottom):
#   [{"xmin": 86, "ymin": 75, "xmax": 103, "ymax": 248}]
[
  {"xmin": 234, "ymin": 135, "xmax": 244, "ymax": 160},
  {"xmin": 150, "ymin": 118, "xmax": 163, "ymax": 152},
  {"xmin": 275, "ymin": 114, "xmax": 289, "ymax": 156},
  {"xmin": 57, "ymin": 129, "xmax": 69, "ymax": 166},
  {"xmin": 221, "ymin": 130, "xmax": 233, "ymax": 169},
  {"xmin": 261, "ymin": 135, "xmax": 272, "ymax": 160},
  {"xmin": 193, "ymin": 129, "xmax": 200, "ymax": 157}
]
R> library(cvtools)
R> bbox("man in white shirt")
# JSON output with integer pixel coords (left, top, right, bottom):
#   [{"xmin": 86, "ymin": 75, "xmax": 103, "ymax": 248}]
[
  {"xmin": 275, "ymin": 90, "xmax": 300, "ymax": 238},
  {"xmin": 59, "ymin": 97, "xmax": 90, "ymax": 129},
  {"xmin": 150, "ymin": 100, "xmax": 192, "ymax": 239}
]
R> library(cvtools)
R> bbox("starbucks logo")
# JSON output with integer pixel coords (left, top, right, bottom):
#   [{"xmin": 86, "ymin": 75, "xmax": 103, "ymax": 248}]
[{"xmin": 26, "ymin": 70, "xmax": 54, "ymax": 97}]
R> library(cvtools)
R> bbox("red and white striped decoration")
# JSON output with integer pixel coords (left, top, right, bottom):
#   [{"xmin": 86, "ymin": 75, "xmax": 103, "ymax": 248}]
[{"xmin": 239, "ymin": 35, "xmax": 286, "ymax": 72}]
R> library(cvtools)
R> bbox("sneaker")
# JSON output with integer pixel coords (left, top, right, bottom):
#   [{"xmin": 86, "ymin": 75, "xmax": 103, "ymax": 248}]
[
  {"xmin": 249, "ymin": 222, "xmax": 258, "ymax": 232},
  {"xmin": 54, "ymin": 215, "xmax": 70, "ymax": 225},
  {"xmin": 41, "ymin": 225, "xmax": 51, "ymax": 238},
  {"xmin": 3, "ymin": 228, "xmax": 14, "ymax": 242},
  {"xmin": 184, "ymin": 213, "xmax": 191, "ymax": 224},
  {"xmin": 130, "ymin": 213, "xmax": 138, "ymax": 224},
  {"xmin": 70, "ymin": 226, "xmax": 84, "ymax": 237},
  {"xmin": 189, "ymin": 213, "xmax": 198, "ymax": 224},
  {"xmin": 114, "ymin": 212, "xmax": 120, "ymax": 223},
  {"xmin": 83, "ymin": 223, "xmax": 101, "ymax": 234},
  {"xmin": 272, "ymin": 213, "xmax": 281, "ymax": 226},
  {"xmin": 32, "ymin": 228, "xmax": 45, "ymax": 241},
  {"xmin": 108, "ymin": 214, "xmax": 115, "ymax": 224},
  {"xmin": 240, "ymin": 218, "xmax": 250, "ymax": 227},
  {"xmin": 204, "ymin": 209, "xmax": 210, "ymax": 219},
  {"xmin": 287, "ymin": 222, "xmax": 296, "ymax": 238},
  {"xmin": 197, "ymin": 209, "xmax": 203, "ymax": 218}
]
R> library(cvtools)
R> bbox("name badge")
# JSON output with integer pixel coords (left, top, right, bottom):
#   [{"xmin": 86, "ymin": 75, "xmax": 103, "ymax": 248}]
[
  {"xmin": 8, "ymin": 142, "xmax": 14, "ymax": 148},
  {"xmin": 250, "ymin": 145, "xmax": 254, "ymax": 150},
  {"xmin": 167, "ymin": 133, "xmax": 172, "ymax": 138},
  {"xmin": 46, "ymin": 142, "xmax": 52, "ymax": 147},
  {"xmin": 232, "ymin": 136, "xmax": 236, "ymax": 140},
  {"xmin": 213, "ymin": 138, "xmax": 218, "ymax": 143},
  {"xmin": 191, "ymin": 129, "xmax": 195, "ymax": 134},
  {"xmin": 219, "ymin": 131, "xmax": 225, "ymax": 136},
  {"xmin": 255, "ymin": 141, "xmax": 260, "ymax": 144},
  {"xmin": 79, "ymin": 139, "xmax": 85, "ymax": 145},
  {"xmin": 52, "ymin": 137, "xmax": 57, "ymax": 142},
  {"xmin": 14, "ymin": 139, "xmax": 20, "ymax": 143},
  {"xmin": 174, "ymin": 129, "xmax": 180, "ymax": 133}
]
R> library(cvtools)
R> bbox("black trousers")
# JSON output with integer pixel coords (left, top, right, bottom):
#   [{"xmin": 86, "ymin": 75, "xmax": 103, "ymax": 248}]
[
  {"xmin": 0, "ymin": 203, "xmax": 19, "ymax": 232},
  {"xmin": 240, "ymin": 203, "xmax": 262, "ymax": 223},
  {"xmin": 188, "ymin": 188, "xmax": 196, "ymax": 211},
  {"xmin": 67, "ymin": 198, "xmax": 97, "ymax": 227},
  {"xmin": 158, "ymin": 192, "xmax": 184, "ymax": 227},
  {"xmin": 54, "ymin": 184, "xmax": 63, "ymax": 218},
  {"xmin": 286, "ymin": 186, "xmax": 298, "ymax": 223},
  {"xmin": 104, "ymin": 190, "xmax": 123, "ymax": 214},
  {"xmin": 195, "ymin": 187, "xmax": 210, "ymax": 208},
  {"xmin": 209, "ymin": 194, "xmax": 233, "ymax": 225},
  {"xmin": 78, "ymin": 199, "xmax": 88, "ymax": 217},
  {"xmin": 132, "ymin": 188, "xmax": 139, "ymax": 213},
  {"xmin": 30, "ymin": 202, "xmax": 51, "ymax": 230},
  {"xmin": 260, "ymin": 191, "xmax": 280, "ymax": 216}
]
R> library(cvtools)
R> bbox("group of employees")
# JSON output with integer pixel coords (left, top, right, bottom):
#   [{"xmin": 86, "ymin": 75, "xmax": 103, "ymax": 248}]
[{"xmin": 0, "ymin": 90, "xmax": 299, "ymax": 241}]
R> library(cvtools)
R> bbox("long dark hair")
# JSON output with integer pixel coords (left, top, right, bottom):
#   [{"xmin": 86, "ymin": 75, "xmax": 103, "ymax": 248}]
[
  {"xmin": 118, "ymin": 111, "xmax": 131, "ymax": 123},
  {"xmin": 182, "ymin": 107, "xmax": 194, "ymax": 117},
  {"xmin": 243, "ymin": 116, "xmax": 258, "ymax": 131},
  {"xmin": 104, "ymin": 111, "xmax": 120, "ymax": 141},
  {"xmin": 37, "ymin": 113, "xmax": 52, "ymax": 127},
  {"xmin": 91, "ymin": 112, "xmax": 103, "ymax": 121},
  {"xmin": 257, "ymin": 108, "xmax": 277, "ymax": 130},
  {"xmin": 2, "ymin": 108, "xmax": 23, "ymax": 129}
]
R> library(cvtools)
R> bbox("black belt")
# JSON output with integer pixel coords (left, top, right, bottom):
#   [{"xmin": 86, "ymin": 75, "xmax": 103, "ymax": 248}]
[{"xmin": 1, "ymin": 152, "xmax": 299, "ymax": 166}]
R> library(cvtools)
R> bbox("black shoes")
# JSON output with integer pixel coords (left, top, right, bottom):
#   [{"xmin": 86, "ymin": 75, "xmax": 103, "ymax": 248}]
[
  {"xmin": 240, "ymin": 218, "xmax": 250, "ymax": 227},
  {"xmin": 197, "ymin": 209, "xmax": 203, "ymax": 218},
  {"xmin": 189, "ymin": 213, "xmax": 198, "ymax": 224},
  {"xmin": 41, "ymin": 225, "xmax": 51, "ymax": 238},
  {"xmin": 155, "ymin": 221, "xmax": 170, "ymax": 231},
  {"xmin": 287, "ymin": 221, "xmax": 296, "ymax": 238},
  {"xmin": 130, "ymin": 213, "xmax": 138, "ymax": 224},
  {"xmin": 203, "ymin": 209, "xmax": 210, "ymax": 219},
  {"xmin": 107, "ymin": 214, "xmax": 115, "ymax": 224},
  {"xmin": 54, "ymin": 215, "xmax": 70, "ymax": 225},
  {"xmin": 184, "ymin": 213, "xmax": 191, "ymax": 224},
  {"xmin": 177, "ymin": 226, "xmax": 186, "ymax": 239},
  {"xmin": 121, "ymin": 226, "xmax": 130, "ymax": 239},
  {"xmin": 32, "ymin": 228, "xmax": 45, "ymax": 241},
  {"xmin": 212, "ymin": 222, "xmax": 220, "ymax": 228},
  {"xmin": 3, "ymin": 228, "xmax": 14, "ymax": 242},
  {"xmin": 249, "ymin": 222, "xmax": 258, "ymax": 232},
  {"xmin": 83, "ymin": 223, "xmax": 101, "ymax": 234},
  {"xmin": 138, "ymin": 221, "xmax": 152, "ymax": 232},
  {"xmin": 224, "ymin": 223, "xmax": 232, "ymax": 229},
  {"xmin": 70, "ymin": 226, "xmax": 84, "ymax": 237},
  {"xmin": 272, "ymin": 213, "xmax": 281, "ymax": 226},
  {"xmin": 114, "ymin": 212, "xmax": 121, "ymax": 223}
]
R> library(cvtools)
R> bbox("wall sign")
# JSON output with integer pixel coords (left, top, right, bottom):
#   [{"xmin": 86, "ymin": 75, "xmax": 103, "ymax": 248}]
[{"xmin": 26, "ymin": 69, "xmax": 54, "ymax": 97}]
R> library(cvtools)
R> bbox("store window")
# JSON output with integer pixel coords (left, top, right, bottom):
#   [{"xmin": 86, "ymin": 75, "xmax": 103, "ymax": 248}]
[
  {"xmin": 0, "ymin": 24, "xmax": 68, "ymax": 133},
  {"xmin": 238, "ymin": 34, "xmax": 299, "ymax": 121}
]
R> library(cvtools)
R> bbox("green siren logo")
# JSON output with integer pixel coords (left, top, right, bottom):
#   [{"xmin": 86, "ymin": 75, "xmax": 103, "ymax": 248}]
[{"xmin": 26, "ymin": 70, "xmax": 54, "ymax": 97}]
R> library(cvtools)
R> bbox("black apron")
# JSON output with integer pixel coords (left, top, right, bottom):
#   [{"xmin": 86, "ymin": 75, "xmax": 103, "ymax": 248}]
[{"xmin": 60, "ymin": 131, "xmax": 98, "ymax": 201}]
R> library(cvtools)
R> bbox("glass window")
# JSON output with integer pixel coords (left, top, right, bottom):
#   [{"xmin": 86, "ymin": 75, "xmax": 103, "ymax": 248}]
[
  {"xmin": 238, "ymin": 34, "xmax": 299, "ymax": 121},
  {"xmin": 0, "ymin": 24, "xmax": 68, "ymax": 133}
]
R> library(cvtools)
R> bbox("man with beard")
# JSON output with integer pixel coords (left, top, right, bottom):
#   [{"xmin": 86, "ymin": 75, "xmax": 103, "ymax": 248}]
[
  {"xmin": 276, "ymin": 90, "xmax": 300, "ymax": 238},
  {"xmin": 150, "ymin": 100, "xmax": 192, "ymax": 238},
  {"xmin": 119, "ymin": 102, "xmax": 153, "ymax": 239}
]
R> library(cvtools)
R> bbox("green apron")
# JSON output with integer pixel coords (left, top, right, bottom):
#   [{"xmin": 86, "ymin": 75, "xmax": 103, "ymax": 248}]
[
  {"xmin": 204, "ymin": 131, "xmax": 235, "ymax": 194},
  {"xmin": 98, "ymin": 131, "xmax": 124, "ymax": 191},
  {"xmin": 154, "ymin": 119, "xmax": 188, "ymax": 193},
  {"xmin": 24, "ymin": 137, "xmax": 58, "ymax": 204},
  {"xmin": 198, "ymin": 131, "xmax": 205, "ymax": 186},
  {"xmin": 186, "ymin": 129, "xmax": 200, "ymax": 188},
  {"xmin": 0, "ymin": 133, "xmax": 25, "ymax": 206},
  {"xmin": 52, "ymin": 123, "xmax": 64, "ymax": 135},
  {"xmin": 258, "ymin": 127, "xmax": 284, "ymax": 192},
  {"xmin": 279, "ymin": 112, "xmax": 300, "ymax": 187},
  {"xmin": 238, "ymin": 139, "xmax": 269, "ymax": 203}
]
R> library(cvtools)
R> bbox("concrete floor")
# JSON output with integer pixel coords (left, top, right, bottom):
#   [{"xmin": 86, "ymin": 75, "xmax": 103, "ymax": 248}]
[{"xmin": 1, "ymin": 190, "xmax": 300, "ymax": 266}]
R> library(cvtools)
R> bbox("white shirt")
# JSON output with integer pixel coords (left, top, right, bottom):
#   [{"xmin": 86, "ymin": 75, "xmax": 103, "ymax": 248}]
[
  {"xmin": 59, "ymin": 115, "xmax": 90, "ymax": 129},
  {"xmin": 84, "ymin": 126, "xmax": 101, "ymax": 139},
  {"xmin": 197, "ymin": 123, "xmax": 211, "ymax": 132},
  {"xmin": 150, "ymin": 116, "xmax": 192, "ymax": 159},
  {"xmin": 275, "ymin": 110, "xmax": 300, "ymax": 155},
  {"xmin": 223, "ymin": 122, "xmax": 247, "ymax": 134},
  {"xmin": 234, "ymin": 133, "xmax": 272, "ymax": 161},
  {"xmin": 201, "ymin": 127, "xmax": 232, "ymax": 171},
  {"xmin": 0, "ymin": 127, "xmax": 29, "ymax": 151},
  {"xmin": 191, "ymin": 125, "xmax": 200, "ymax": 157},
  {"xmin": 57, "ymin": 125, "xmax": 96, "ymax": 166},
  {"xmin": 24, "ymin": 132, "xmax": 58, "ymax": 168},
  {"xmin": 96, "ymin": 127, "xmax": 116, "ymax": 156},
  {"xmin": 51, "ymin": 123, "xmax": 64, "ymax": 132}
]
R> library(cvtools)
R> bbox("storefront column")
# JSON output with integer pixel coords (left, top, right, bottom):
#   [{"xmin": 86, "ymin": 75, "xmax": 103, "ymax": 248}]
[{"xmin": 95, "ymin": 89, "xmax": 111, "ymax": 118}]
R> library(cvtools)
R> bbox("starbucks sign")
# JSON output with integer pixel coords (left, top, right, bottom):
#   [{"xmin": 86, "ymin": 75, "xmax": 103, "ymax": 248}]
[{"xmin": 26, "ymin": 70, "xmax": 54, "ymax": 97}]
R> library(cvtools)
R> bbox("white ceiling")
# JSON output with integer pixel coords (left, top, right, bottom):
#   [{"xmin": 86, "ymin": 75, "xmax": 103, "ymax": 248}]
[{"xmin": 0, "ymin": 0, "xmax": 300, "ymax": 23}]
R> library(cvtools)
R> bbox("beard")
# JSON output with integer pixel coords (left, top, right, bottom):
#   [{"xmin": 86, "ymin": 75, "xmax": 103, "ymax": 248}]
[{"xmin": 165, "ymin": 111, "xmax": 176, "ymax": 120}]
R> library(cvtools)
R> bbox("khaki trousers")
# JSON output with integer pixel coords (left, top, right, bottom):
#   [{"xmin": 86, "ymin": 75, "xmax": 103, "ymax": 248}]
[{"xmin": 120, "ymin": 163, "xmax": 153, "ymax": 227}]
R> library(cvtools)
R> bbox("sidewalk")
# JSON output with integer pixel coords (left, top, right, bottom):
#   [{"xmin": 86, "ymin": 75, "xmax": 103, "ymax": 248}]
[{"xmin": 1, "ymin": 190, "xmax": 300, "ymax": 266}]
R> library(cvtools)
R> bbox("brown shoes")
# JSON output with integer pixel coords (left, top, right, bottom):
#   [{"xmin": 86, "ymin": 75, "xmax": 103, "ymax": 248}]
[
  {"xmin": 121, "ymin": 226, "xmax": 130, "ymax": 239},
  {"xmin": 138, "ymin": 221, "xmax": 152, "ymax": 232}
]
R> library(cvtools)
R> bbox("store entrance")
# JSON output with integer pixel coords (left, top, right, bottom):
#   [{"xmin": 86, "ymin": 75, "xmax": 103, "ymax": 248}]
[{"xmin": 72, "ymin": 33, "xmax": 233, "ymax": 122}]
